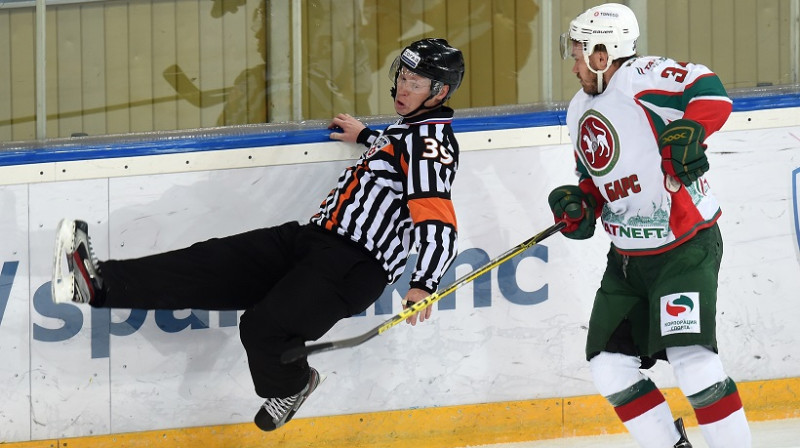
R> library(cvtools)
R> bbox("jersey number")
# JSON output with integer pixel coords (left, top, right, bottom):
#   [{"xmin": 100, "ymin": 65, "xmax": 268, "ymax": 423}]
[
  {"xmin": 422, "ymin": 138, "xmax": 454, "ymax": 165},
  {"xmin": 661, "ymin": 66, "xmax": 688, "ymax": 83}
]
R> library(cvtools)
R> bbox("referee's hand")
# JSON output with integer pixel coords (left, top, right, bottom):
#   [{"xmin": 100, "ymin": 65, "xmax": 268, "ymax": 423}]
[
  {"xmin": 328, "ymin": 113, "xmax": 365, "ymax": 143},
  {"xmin": 402, "ymin": 288, "xmax": 432, "ymax": 326}
]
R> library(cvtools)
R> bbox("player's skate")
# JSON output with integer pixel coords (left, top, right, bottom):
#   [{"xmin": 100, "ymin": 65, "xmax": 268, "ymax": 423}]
[
  {"xmin": 254, "ymin": 367, "xmax": 320, "ymax": 431},
  {"xmin": 52, "ymin": 219, "xmax": 103, "ymax": 305},
  {"xmin": 673, "ymin": 417, "xmax": 692, "ymax": 447}
]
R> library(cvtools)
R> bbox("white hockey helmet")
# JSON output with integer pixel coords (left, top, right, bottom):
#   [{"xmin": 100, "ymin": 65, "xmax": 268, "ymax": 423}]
[{"xmin": 560, "ymin": 3, "xmax": 640, "ymax": 62}]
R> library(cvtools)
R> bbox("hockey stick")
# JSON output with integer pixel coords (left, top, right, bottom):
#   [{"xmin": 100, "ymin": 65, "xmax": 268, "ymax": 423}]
[{"xmin": 281, "ymin": 220, "xmax": 566, "ymax": 363}]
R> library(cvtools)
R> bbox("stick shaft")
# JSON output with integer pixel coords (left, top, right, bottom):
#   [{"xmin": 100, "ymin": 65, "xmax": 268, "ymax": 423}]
[{"xmin": 377, "ymin": 220, "xmax": 565, "ymax": 334}]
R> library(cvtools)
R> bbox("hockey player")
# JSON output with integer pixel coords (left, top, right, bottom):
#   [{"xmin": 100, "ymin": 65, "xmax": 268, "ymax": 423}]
[
  {"xmin": 52, "ymin": 38, "xmax": 465, "ymax": 432},
  {"xmin": 549, "ymin": 4, "xmax": 751, "ymax": 448}
]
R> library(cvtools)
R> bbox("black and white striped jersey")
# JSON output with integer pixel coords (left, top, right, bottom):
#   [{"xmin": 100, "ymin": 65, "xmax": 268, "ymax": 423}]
[{"xmin": 311, "ymin": 107, "xmax": 459, "ymax": 293}]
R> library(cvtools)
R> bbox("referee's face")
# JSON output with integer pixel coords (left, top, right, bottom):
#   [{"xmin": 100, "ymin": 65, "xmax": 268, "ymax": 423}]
[
  {"xmin": 394, "ymin": 68, "xmax": 448, "ymax": 117},
  {"xmin": 394, "ymin": 69, "xmax": 430, "ymax": 116}
]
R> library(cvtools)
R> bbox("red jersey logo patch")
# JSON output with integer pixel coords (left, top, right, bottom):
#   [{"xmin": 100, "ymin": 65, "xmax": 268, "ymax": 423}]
[
  {"xmin": 364, "ymin": 135, "xmax": 391, "ymax": 159},
  {"xmin": 577, "ymin": 110, "xmax": 620, "ymax": 176}
]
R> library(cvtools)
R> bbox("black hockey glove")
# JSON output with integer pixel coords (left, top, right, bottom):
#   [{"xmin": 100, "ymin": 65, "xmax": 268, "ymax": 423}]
[
  {"xmin": 548, "ymin": 185, "xmax": 597, "ymax": 240},
  {"xmin": 658, "ymin": 119, "xmax": 708, "ymax": 186}
]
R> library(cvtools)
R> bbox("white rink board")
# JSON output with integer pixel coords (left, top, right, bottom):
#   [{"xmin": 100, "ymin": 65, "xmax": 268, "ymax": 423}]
[{"xmin": 1, "ymin": 122, "xmax": 800, "ymax": 442}]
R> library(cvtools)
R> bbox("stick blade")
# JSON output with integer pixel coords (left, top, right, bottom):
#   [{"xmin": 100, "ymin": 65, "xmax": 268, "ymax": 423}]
[
  {"xmin": 281, "ymin": 342, "xmax": 333, "ymax": 364},
  {"xmin": 281, "ymin": 330, "xmax": 379, "ymax": 364}
]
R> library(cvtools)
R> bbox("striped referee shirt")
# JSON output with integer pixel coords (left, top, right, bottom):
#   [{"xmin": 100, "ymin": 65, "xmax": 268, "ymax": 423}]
[{"xmin": 310, "ymin": 107, "xmax": 459, "ymax": 293}]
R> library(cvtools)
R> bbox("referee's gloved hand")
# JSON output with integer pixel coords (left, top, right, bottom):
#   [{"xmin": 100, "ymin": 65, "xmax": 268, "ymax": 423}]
[
  {"xmin": 658, "ymin": 119, "xmax": 709, "ymax": 186},
  {"xmin": 548, "ymin": 185, "xmax": 597, "ymax": 240},
  {"xmin": 402, "ymin": 288, "xmax": 431, "ymax": 326}
]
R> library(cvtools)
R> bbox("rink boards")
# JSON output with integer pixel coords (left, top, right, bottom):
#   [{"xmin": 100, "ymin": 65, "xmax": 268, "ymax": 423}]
[{"xmin": 1, "ymin": 101, "xmax": 800, "ymax": 445}]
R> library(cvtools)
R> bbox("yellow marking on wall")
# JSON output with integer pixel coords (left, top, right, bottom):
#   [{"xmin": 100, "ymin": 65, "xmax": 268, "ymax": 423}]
[{"xmin": 7, "ymin": 377, "xmax": 799, "ymax": 448}]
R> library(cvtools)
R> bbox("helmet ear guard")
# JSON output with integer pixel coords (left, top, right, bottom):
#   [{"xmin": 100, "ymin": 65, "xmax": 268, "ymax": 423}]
[{"xmin": 430, "ymin": 80, "xmax": 445, "ymax": 97}]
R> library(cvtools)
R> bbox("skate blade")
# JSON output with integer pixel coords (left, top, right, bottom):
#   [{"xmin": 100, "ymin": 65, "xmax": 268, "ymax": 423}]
[{"xmin": 51, "ymin": 219, "xmax": 76, "ymax": 304}]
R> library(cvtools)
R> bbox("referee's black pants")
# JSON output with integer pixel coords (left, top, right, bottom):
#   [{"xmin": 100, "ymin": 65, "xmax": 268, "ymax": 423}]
[{"xmin": 94, "ymin": 221, "xmax": 388, "ymax": 398}]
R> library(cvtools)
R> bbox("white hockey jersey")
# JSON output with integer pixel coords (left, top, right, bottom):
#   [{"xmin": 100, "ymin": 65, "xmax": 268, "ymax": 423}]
[{"xmin": 566, "ymin": 56, "xmax": 733, "ymax": 255}]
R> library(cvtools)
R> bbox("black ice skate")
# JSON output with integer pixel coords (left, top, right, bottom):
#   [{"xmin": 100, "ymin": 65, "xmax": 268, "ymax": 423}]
[
  {"xmin": 52, "ymin": 219, "xmax": 103, "ymax": 305},
  {"xmin": 254, "ymin": 367, "xmax": 321, "ymax": 431},
  {"xmin": 674, "ymin": 417, "xmax": 693, "ymax": 447}
]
